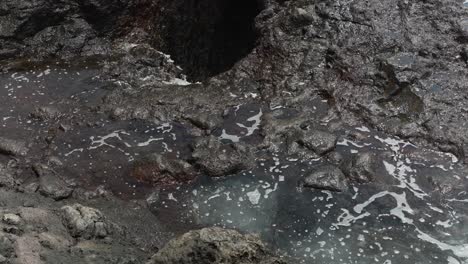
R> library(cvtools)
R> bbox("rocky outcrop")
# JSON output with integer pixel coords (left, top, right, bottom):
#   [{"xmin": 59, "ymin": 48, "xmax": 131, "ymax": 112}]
[
  {"xmin": 148, "ymin": 227, "xmax": 287, "ymax": 264},
  {"xmin": 34, "ymin": 164, "xmax": 73, "ymax": 201}
]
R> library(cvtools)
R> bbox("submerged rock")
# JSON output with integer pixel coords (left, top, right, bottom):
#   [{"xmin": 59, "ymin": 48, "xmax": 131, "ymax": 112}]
[
  {"xmin": 192, "ymin": 136, "xmax": 254, "ymax": 177},
  {"xmin": 300, "ymin": 165, "xmax": 348, "ymax": 192},
  {"xmin": 148, "ymin": 227, "xmax": 287, "ymax": 264}
]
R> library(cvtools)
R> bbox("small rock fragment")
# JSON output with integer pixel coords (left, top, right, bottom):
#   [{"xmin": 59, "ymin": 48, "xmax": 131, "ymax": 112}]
[{"xmin": 301, "ymin": 165, "xmax": 348, "ymax": 192}]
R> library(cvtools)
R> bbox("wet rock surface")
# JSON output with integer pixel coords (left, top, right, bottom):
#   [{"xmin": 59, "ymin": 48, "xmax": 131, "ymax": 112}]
[
  {"xmin": 0, "ymin": 0, "xmax": 467, "ymax": 263},
  {"xmin": 0, "ymin": 138, "xmax": 28, "ymax": 157},
  {"xmin": 192, "ymin": 136, "xmax": 255, "ymax": 177},
  {"xmin": 148, "ymin": 227, "xmax": 287, "ymax": 264}
]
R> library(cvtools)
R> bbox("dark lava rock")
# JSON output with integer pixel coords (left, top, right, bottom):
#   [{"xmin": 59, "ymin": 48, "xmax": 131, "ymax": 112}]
[
  {"xmin": 130, "ymin": 154, "xmax": 197, "ymax": 186},
  {"xmin": 298, "ymin": 129, "xmax": 338, "ymax": 155},
  {"xmin": 0, "ymin": 137, "xmax": 28, "ymax": 157},
  {"xmin": 0, "ymin": 0, "xmax": 129, "ymax": 59},
  {"xmin": 300, "ymin": 165, "xmax": 347, "ymax": 192},
  {"xmin": 192, "ymin": 136, "xmax": 254, "ymax": 177},
  {"xmin": 148, "ymin": 227, "xmax": 287, "ymax": 264},
  {"xmin": 34, "ymin": 164, "xmax": 73, "ymax": 200},
  {"xmin": 342, "ymin": 152, "xmax": 378, "ymax": 184}
]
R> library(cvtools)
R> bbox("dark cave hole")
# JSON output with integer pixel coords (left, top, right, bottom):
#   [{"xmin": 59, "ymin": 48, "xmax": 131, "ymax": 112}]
[{"xmin": 153, "ymin": 0, "xmax": 264, "ymax": 82}]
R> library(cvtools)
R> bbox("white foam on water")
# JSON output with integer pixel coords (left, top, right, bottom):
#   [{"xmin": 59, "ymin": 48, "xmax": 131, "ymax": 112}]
[
  {"xmin": 416, "ymin": 228, "xmax": 468, "ymax": 259},
  {"xmin": 332, "ymin": 209, "xmax": 370, "ymax": 228},
  {"xmin": 264, "ymin": 183, "xmax": 278, "ymax": 199},
  {"xmin": 316, "ymin": 227, "xmax": 324, "ymax": 235},
  {"xmin": 168, "ymin": 193, "xmax": 178, "ymax": 202},
  {"xmin": 64, "ymin": 148, "xmax": 84, "ymax": 157},
  {"xmin": 353, "ymin": 191, "xmax": 414, "ymax": 224},
  {"xmin": 236, "ymin": 109, "xmax": 263, "ymax": 137},
  {"xmin": 219, "ymin": 129, "xmax": 241, "ymax": 143},
  {"xmin": 447, "ymin": 256, "xmax": 461, "ymax": 264},
  {"xmin": 374, "ymin": 135, "xmax": 415, "ymax": 153},
  {"xmin": 355, "ymin": 126, "xmax": 370, "ymax": 132},
  {"xmin": 428, "ymin": 205, "xmax": 444, "ymax": 213},
  {"xmin": 447, "ymin": 198, "xmax": 468, "ymax": 203},
  {"xmin": 246, "ymin": 188, "xmax": 261, "ymax": 205},
  {"xmin": 436, "ymin": 220, "xmax": 453, "ymax": 228},
  {"xmin": 383, "ymin": 160, "xmax": 427, "ymax": 199},
  {"xmin": 244, "ymin": 92, "xmax": 259, "ymax": 98},
  {"xmin": 89, "ymin": 130, "xmax": 130, "ymax": 150},
  {"xmin": 163, "ymin": 78, "xmax": 191, "ymax": 86},
  {"xmin": 157, "ymin": 123, "xmax": 173, "ymax": 133},
  {"xmin": 336, "ymin": 138, "xmax": 370, "ymax": 148},
  {"xmin": 137, "ymin": 137, "xmax": 164, "ymax": 147}
]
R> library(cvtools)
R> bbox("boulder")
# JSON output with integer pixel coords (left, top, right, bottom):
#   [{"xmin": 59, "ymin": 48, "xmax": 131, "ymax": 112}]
[{"xmin": 148, "ymin": 227, "xmax": 287, "ymax": 264}]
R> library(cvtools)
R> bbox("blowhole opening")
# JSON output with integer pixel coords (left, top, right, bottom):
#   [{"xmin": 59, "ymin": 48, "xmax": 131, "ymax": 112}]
[{"xmin": 152, "ymin": 0, "xmax": 264, "ymax": 82}]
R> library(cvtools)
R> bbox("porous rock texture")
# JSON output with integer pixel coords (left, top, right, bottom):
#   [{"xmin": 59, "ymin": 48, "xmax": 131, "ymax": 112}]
[{"xmin": 0, "ymin": 0, "xmax": 467, "ymax": 263}]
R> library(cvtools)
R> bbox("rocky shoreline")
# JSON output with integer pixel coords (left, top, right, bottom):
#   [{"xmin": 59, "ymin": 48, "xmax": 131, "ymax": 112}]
[{"xmin": 1, "ymin": 0, "xmax": 468, "ymax": 263}]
